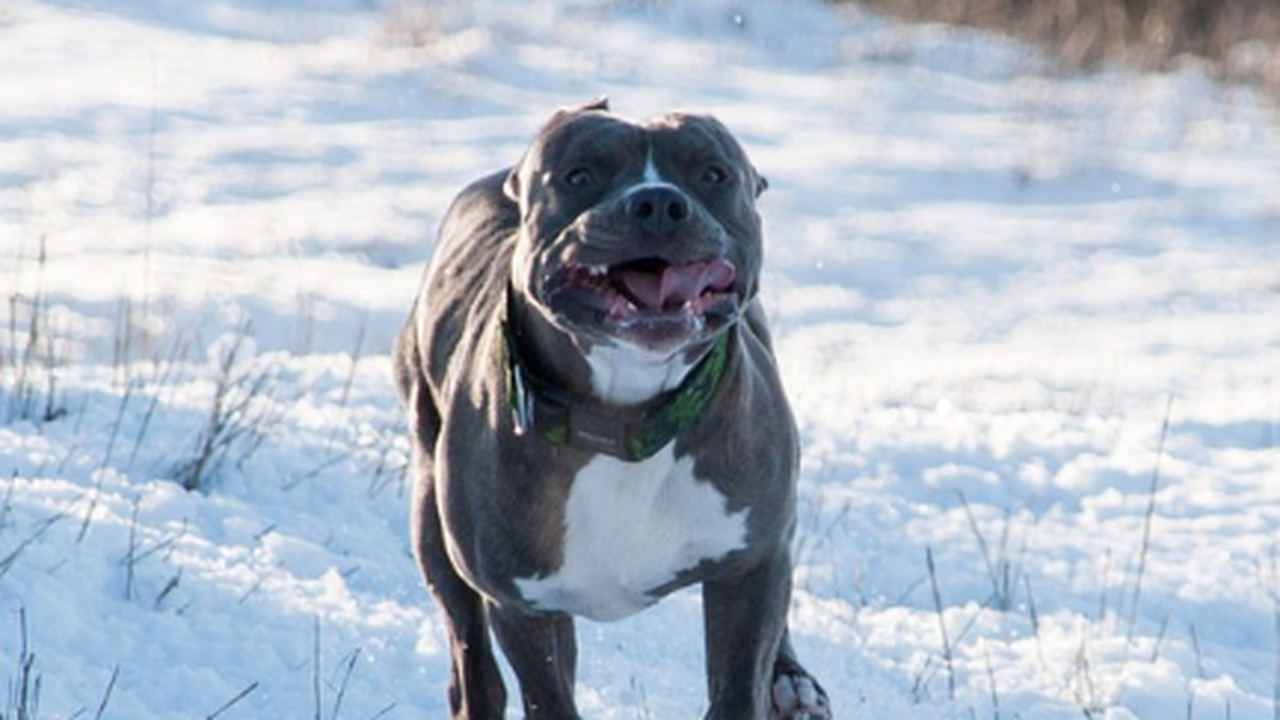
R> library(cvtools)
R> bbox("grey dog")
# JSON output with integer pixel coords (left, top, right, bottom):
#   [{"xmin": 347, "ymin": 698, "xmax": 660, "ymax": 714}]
[{"xmin": 393, "ymin": 98, "xmax": 831, "ymax": 720}]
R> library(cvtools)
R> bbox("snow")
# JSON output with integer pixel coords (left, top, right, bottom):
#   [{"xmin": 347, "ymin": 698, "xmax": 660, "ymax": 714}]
[{"xmin": 2, "ymin": 0, "xmax": 1279, "ymax": 717}]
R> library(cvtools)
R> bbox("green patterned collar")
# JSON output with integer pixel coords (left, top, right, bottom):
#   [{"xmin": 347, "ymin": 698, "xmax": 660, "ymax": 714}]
[{"xmin": 503, "ymin": 318, "xmax": 731, "ymax": 463}]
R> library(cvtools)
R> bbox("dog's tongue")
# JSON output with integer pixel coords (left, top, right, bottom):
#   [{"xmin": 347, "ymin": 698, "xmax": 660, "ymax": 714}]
[{"xmin": 613, "ymin": 259, "xmax": 736, "ymax": 311}]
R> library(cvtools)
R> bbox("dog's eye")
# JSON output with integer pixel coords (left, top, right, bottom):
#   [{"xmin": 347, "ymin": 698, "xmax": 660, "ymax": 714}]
[
  {"xmin": 563, "ymin": 167, "xmax": 594, "ymax": 188},
  {"xmin": 701, "ymin": 164, "xmax": 729, "ymax": 186}
]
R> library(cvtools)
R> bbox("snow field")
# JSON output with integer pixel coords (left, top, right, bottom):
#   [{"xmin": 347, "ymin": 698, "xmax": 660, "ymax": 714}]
[{"xmin": 2, "ymin": 0, "xmax": 1279, "ymax": 718}]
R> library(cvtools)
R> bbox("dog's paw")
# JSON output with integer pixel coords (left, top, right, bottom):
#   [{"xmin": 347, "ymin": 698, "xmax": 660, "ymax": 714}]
[{"xmin": 771, "ymin": 671, "xmax": 832, "ymax": 720}]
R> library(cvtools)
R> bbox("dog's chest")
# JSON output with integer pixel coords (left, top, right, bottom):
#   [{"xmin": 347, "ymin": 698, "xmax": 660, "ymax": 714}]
[{"xmin": 515, "ymin": 446, "xmax": 748, "ymax": 622}]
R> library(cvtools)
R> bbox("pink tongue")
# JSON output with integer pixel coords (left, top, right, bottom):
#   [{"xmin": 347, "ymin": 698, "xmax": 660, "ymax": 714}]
[{"xmin": 613, "ymin": 259, "xmax": 736, "ymax": 310}]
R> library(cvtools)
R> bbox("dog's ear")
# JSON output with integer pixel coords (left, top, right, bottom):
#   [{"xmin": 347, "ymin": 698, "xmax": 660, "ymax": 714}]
[
  {"xmin": 579, "ymin": 96, "xmax": 610, "ymax": 113},
  {"xmin": 542, "ymin": 97, "xmax": 611, "ymax": 133},
  {"xmin": 503, "ymin": 161, "xmax": 525, "ymax": 204},
  {"xmin": 504, "ymin": 98, "xmax": 612, "ymax": 203}
]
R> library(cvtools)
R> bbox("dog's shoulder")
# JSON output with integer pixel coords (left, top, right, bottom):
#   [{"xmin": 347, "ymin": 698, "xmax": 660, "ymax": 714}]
[
  {"xmin": 395, "ymin": 170, "xmax": 519, "ymax": 403},
  {"xmin": 437, "ymin": 169, "xmax": 519, "ymax": 255}
]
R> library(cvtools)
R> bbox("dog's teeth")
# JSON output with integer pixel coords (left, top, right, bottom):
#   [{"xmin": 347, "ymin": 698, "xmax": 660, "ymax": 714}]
[
  {"xmin": 588, "ymin": 264, "xmax": 608, "ymax": 278},
  {"xmin": 607, "ymin": 294, "xmax": 632, "ymax": 318}
]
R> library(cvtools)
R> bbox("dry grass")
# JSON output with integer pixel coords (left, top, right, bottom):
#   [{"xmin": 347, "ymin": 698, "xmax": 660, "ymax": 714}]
[{"xmin": 839, "ymin": 0, "xmax": 1280, "ymax": 92}]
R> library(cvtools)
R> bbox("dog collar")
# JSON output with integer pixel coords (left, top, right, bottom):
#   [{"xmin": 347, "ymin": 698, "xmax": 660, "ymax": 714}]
[{"xmin": 503, "ymin": 317, "xmax": 730, "ymax": 463}]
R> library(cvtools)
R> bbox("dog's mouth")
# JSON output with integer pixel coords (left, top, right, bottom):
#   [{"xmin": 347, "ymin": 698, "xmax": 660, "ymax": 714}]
[
  {"xmin": 543, "ymin": 256, "xmax": 740, "ymax": 349},
  {"xmin": 578, "ymin": 257, "xmax": 738, "ymax": 316}
]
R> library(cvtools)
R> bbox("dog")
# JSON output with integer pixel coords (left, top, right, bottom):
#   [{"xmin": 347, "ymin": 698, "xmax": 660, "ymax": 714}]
[{"xmin": 393, "ymin": 98, "xmax": 831, "ymax": 719}]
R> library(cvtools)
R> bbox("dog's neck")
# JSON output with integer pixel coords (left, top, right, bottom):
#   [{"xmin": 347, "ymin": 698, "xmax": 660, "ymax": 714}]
[
  {"xmin": 582, "ymin": 343, "xmax": 694, "ymax": 405},
  {"xmin": 502, "ymin": 289, "xmax": 731, "ymax": 462},
  {"xmin": 505, "ymin": 289, "xmax": 707, "ymax": 407},
  {"xmin": 503, "ymin": 290, "xmax": 595, "ymax": 398}
]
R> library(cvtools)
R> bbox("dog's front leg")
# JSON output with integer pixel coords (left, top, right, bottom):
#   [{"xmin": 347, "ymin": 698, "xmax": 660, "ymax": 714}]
[
  {"xmin": 411, "ymin": 465, "xmax": 507, "ymax": 719},
  {"xmin": 489, "ymin": 605, "xmax": 581, "ymax": 719},
  {"xmin": 702, "ymin": 547, "xmax": 833, "ymax": 720},
  {"xmin": 701, "ymin": 546, "xmax": 792, "ymax": 720}
]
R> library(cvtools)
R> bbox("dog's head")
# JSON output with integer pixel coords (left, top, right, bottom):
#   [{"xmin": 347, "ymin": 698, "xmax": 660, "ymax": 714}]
[{"xmin": 505, "ymin": 99, "xmax": 767, "ymax": 357}]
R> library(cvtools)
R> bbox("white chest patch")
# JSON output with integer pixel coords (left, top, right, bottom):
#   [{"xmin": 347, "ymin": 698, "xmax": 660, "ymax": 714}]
[{"xmin": 515, "ymin": 445, "xmax": 748, "ymax": 622}]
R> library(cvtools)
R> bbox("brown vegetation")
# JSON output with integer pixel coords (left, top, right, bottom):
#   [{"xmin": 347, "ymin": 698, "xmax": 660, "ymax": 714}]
[{"xmin": 841, "ymin": 0, "xmax": 1280, "ymax": 89}]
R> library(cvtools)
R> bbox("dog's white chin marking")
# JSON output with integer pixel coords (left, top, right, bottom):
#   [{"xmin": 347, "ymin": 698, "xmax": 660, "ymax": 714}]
[
  {"xmin": 584, "ymin": 342, "xmax": 694, "ymax": 405},
  {"xmin": 515, "ymin": 445, "xmax": 748, "ymax": 622}
]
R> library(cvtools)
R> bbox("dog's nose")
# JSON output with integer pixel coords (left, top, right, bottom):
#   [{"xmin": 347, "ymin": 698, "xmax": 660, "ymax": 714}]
[{"xmin": 626, "ymin": 186, "xmax": 690, "ymax": 237}]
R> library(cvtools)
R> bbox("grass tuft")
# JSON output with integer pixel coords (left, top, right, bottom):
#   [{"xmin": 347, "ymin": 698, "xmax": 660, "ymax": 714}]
[
  {"xmin": 925, "ymin": 546, "xmax": 958, "ymax": 702},
  {"xmin": 91, "ymin": 665, "xmax": 119, "ymax": 720},
  {"xmin": 2, "ymin": 608, "xmax": 41, "ymax": 720},
  {"xmin": 204, "ymin": 681, "xmax": 260, "ymax": 720},
  {"xmin": 1126, "ymin": 396, "xmax": 1174, "ymax": 643},
  {"xmin": 3, "ymin": 238, "xmax": 69, "ymax": 427},
  {"xmin": 170, "ymin": 327, "xmax": 282, "ymax": 493}
]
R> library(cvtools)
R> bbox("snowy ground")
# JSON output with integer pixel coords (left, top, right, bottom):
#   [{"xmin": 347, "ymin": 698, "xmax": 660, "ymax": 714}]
[{"xmin": 3, "ymin": 0, "xmax": 1279, "ymax": 718}]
